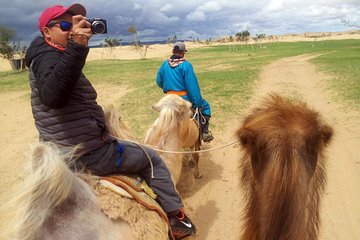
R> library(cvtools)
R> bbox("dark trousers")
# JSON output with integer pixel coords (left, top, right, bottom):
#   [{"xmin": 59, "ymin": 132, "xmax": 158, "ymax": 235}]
[
  {"xmin": 201, "ymin": 115, "xmax": 211, "ymax": 133},
  {"xmin": 77, "ymin": 139, "xmax": 183, "ymax": 214},
  {"xmin": 115, "ymin": 140, "xmax": 183, "ymax": 213}
]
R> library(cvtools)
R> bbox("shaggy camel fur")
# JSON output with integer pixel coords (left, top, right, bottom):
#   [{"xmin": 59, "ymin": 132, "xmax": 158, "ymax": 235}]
[
  {"xmin": 144, "ymin": 94, "xmax": 201, "ymax": 186},
  {"xmin": 237, "ymin": 94, "xmax": 333, "ymax": 240},
  {"xmin": 103, "ymin": 104, "xmax": 135, "ymax": 140},
  {"xmin": 0, "ymin": 143, "xmax": 135, "ymax": 240},
  {"xmin": 1, "ymin": 106, "xmax": 170, "ymax": 240}
]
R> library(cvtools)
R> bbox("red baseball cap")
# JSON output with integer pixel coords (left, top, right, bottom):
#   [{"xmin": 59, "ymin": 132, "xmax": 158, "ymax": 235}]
[{"xmin": 38, "ymin": 3, "xmax": 86, "ymax": 33}]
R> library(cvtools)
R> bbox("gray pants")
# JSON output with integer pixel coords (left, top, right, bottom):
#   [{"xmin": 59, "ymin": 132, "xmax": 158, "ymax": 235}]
[
  {"xmin": 77, "ymin": 139, "xmax": 183, "ymax": 214},
  {"xmin": 115, "ymin": 140, "xmax": 183, "ymax": 213}
]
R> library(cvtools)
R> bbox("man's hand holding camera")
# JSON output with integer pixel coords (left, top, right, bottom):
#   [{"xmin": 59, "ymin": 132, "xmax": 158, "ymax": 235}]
[
  {"xmin": 71, "ymin": 15, "xmax": 92, "ymax": 46},
  {"xmin": 70, "ymin": 15, "xmax": 107, "ymax": 47},
  {"xmin": 87, "ymin": 18, "xmax": 107, "ymax": 34}
]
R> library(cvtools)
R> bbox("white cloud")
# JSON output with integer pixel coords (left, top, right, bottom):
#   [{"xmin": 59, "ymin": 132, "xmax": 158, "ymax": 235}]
[
  {"xmin": 146, "ymin": 11, "xmax": 180, "ymax": 25},
  {"xmin": 115, "ymin": 15, "xmax": 134, "ymax": 25},
  {"xmin": 160, "ymin": 4, "xmax": 173, "ymax": 12},
  {"xmin": 198, "ymin": 1, "xmax": 222, "ymax": 12},
  {"xmin": 186, "ymin": 1, "xmax": 222, "ymax": 22},
  {"xmin": 186, "ymin": 11, "xmax": 206, "ymax": 21},
  {"xmin": 182, "ymin": 30, "xmax": 202, "ymax": 39},
  {"xmin": 266, "ymin": 0, "xmax": 285, "ymax": 11},
  {"xmin": 137, "ymin": 29, "xmax": 157, "ymax": 37},
  {"xmin": 1, "ymin": 0, "xmax": 360, "ymax": 45},
  {"xmin": 133, "ymin": 3, "xmax": 142, "ymax": 10},
  {"xmin": 233, "ymin": 22, "xmax": 252, "ymax": 32}
]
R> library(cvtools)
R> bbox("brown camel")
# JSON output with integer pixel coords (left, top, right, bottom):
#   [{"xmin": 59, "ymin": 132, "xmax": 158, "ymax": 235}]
[{"xmin": 237, "ymin": 94, "xmax": 333, "ymax": 240}]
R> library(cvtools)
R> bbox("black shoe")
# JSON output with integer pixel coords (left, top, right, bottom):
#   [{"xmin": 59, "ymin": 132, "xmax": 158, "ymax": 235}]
[
  {"xmin": 202, "ymin": 131, "xmax": 214, "ymax": 142},
  {"xmin": 169, "ymin": 210, "xmax": 196, "ymax": 239}
]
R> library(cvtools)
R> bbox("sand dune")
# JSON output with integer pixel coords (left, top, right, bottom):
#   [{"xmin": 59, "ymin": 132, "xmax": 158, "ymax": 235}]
[{"xmin": 1, "ymin": 31, "xmax": 359, "ymax": 72}]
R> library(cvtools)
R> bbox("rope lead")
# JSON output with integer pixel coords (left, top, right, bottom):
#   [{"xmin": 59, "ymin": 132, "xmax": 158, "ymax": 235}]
[{"xmin": 112, "ymin": 136, "xmax": 239, "ymax": 155}]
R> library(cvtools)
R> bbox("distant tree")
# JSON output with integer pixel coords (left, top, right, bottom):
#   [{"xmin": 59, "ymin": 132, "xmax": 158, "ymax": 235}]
[
  {"xmin": 0, "ymin": 26, "xmax": 15, "ymax": 60},
  {"xmin": 100, "ymin": 37, "xmax": 122, "ymax": 59},
  {"xmin": 235, "ymin": 30, "xmax": 250, "ymax": 45},
  {"xmin": 104, "ymin": 37, "xmax": 122, "ymax": 47},
  {"xmin": 255, "ymin": 34, "xmax": 266, "ymax": 40},
  {"xmin": 0, "ymin": 25, "xmax": 27, "ymax": 71},
  {"xmin": 128, "ymin": 25, "xmax": 140, "ymax": 45},
  {"xmin": 228, "ymin": 35, "xmax": 238, "ymax": 52},
  {"xmin": 127, "ymin": 24, "xmax": 148, "ymax": 60},
  {"xmin": 341, "ymin": 19, "xmax": 360, "ymax": 29},
  {"xmin": 268, "ymin": 35, "xmax": 276, "ymax": 43},
  {"xmin": 251, "ymin": 33, "xmax": 266, "ymax": 50},
  {"xmin": 167, "ymin": 34, "xmax": 177, "ymax": 44},
  {"xmin": 205, "ymin": 38, "xmax": 212, "ymax": 45}
]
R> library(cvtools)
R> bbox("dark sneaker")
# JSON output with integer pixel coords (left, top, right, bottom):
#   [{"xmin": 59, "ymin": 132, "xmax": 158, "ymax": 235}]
[
  {"xmin": 169, "ymin": 210, "xmax": 196, "ymax": 240},
  {"xmin": 202, "ymin": 131, "xmax": 214, "ymax": 142}
]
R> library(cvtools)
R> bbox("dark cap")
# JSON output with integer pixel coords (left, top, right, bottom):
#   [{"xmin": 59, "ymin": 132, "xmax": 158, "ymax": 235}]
[{"xmin": 173, "ymin": 42, "xmax": 187, "ymax": 52}]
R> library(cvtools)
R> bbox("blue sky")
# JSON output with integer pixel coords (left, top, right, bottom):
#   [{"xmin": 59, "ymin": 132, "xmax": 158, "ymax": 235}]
[{"xmin": 1, "ymin": 0, "xmax": 359, "ymax": 46}]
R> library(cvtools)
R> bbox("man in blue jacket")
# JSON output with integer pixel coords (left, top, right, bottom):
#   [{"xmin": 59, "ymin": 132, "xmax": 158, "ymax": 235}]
[{"xmin": 156, "ymin": 42, "xmax": 214, "ymax": 142}]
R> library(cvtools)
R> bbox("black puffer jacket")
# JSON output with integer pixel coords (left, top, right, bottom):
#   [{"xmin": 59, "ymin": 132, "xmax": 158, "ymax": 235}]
[{"xmin": 25, "ymin": 36, "xmax": 113, "ymax": 154}]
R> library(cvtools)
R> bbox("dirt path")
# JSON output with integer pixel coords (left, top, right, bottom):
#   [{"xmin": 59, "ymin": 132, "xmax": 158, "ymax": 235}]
[
  {"xmin": 1, "ymin": 55, "xmax": 359, "ymax": 239},
  {"xmin": 186, "ymin": 54, "xmax": 360, "ymax": 240},
  {"xmin": 250, "ymin": 55, "xmax": 360, "ymax": 240}
]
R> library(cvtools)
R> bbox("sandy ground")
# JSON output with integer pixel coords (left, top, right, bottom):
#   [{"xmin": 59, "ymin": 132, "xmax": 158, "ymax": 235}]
[
  {"xmin": 246, "ymin": 55, "xmax": 360, "ymax": 240},
  {"xmin": 1, "ymin": 30, "xmax": 359, "ymax": 72},
  {"xmin": 1, "ymin": 45, "xmax": 360, "ymax": 239},
  {"xmin": 0, "ymin": 41, "xmax": 203, "ymax": 71},
  {"xmin": 181, "ymin": 54, "xmax": 360, "ymax": 240}
]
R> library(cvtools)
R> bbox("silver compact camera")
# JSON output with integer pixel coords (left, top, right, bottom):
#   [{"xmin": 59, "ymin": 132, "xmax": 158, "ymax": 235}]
[{"xmin": 87, "ymin": 18, "xmax": 107, "ymax": 34}]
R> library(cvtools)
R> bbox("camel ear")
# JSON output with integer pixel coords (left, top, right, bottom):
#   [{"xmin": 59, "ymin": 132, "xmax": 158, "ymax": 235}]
[
  {"xmin": 180, "ymin": 103, "xmax": 190, "ymax": 116},
  {"xmin": 152, "ymin": 103, "xmax": 160, "ymax": 112},
  {"xmin": 102, "ymin": 105, "xmax": 111, "ymax": 119},
  {"xmin": 238, "ymin": 129, "xmax": 253, "ymax": 147},
  {"xmin": 320, "ymin": 124, "xmax": 333, "ymax": 145}
]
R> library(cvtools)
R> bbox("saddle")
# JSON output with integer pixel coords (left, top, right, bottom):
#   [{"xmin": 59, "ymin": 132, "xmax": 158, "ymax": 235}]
[
  {"xmin": 93, "ymin": 174, "xmax": 176, "ymax": 239},
  {"xmin": 98, "ymin": 174, "xmax": 169, "ymax": 224}
]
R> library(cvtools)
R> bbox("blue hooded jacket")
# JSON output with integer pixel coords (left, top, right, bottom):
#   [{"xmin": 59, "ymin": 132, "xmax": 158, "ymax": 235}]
[{"xmin": 156, "ymin": 57, "xmax": 211, "ymax": 116}]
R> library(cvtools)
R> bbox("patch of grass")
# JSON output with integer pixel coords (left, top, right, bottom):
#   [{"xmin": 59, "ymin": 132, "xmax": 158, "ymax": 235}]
[
  {"xmin": 311, "ymin": 41, "xmax": 360, "ymax": 109},
  {"xmin": 0, "ymin": 69, "xmax": 28, "ymax": 92},
  {"xmin": 83, "ymin": 59, "xmax": 165, "ymax": 136},
  {"xmin": 1, "ymin": 40, "xmax": 359, "ymax": 137}
]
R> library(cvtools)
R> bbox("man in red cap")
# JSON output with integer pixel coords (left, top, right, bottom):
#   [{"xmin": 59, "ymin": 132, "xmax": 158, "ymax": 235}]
[{"xmin": 25, "ymin": 3, "xmax": 196, "ymax": 239}]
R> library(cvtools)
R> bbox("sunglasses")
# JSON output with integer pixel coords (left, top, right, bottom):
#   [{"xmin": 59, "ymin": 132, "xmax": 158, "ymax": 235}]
[{"xmin": 47, "ymin": 21, "xmax": 73, "ymax": 32}]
